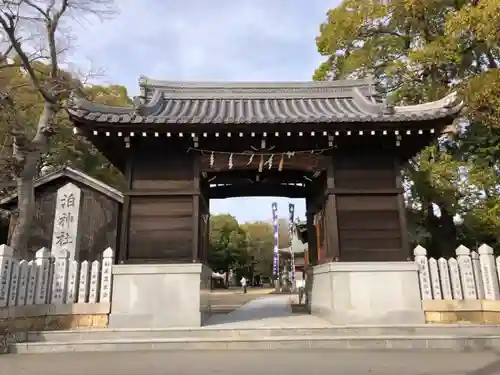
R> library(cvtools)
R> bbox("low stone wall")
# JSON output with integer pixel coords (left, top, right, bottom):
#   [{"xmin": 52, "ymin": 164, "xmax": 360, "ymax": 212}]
[
  {"xmin": 0, "ymin": 303, "xmax": 110, "ymax": 333},
  {"xmin": 424, "ymin": 300, "xmax": 500, "ymax": 324}
]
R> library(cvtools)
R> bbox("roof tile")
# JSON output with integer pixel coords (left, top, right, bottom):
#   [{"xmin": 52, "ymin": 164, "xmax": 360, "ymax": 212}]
[{"xmin": 69, "ymin": 78, "xmax": 463, "ymax": 125}]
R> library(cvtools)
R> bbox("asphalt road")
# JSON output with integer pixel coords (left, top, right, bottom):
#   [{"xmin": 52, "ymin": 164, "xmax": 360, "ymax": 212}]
[{"xmin": 1, "ymin": 349, "xmax": 499, "ymax": 375}]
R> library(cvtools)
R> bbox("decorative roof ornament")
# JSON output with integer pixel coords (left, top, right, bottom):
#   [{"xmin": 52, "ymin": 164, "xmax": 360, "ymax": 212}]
[
  {"xmin": 382, "ymin": 98, "xmax": 395, "ymax": 115},
  {"xmin": 67, "ymin": 91, "xmax": 88, "ymax": 110},
  {"xmin": 138, "ymin": 75, "xmax": 148, "ymax": 87},
  {"xmin": 67, "ymin": 91, "xmax": 77, "ymax": 108},
  {"xmin": 132, "ymin": 95, "xmax": 145, "ymax": 116},
  {"xmin": 138, "ymin": 75, "xmax": 149, "ymax": 101},
  {"xmin": 443, "ymin": 92, "xmax": 459, "ymax": 109},
  {"xmin": 365, "ymin": 73, "xmax": 376, "ymax": 83},
  {"xmin": 364, "ymin": 73, "xmax": 379, "ymax": 95}
]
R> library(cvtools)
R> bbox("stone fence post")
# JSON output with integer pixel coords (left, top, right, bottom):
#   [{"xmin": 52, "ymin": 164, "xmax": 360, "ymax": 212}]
[
  {"xmin": 478, "ymin": 244, "xmax": 500, "ymax": 300},
  {"xmin": 0, "ymin": 244, "xmax": 14, "ymax": 307}
]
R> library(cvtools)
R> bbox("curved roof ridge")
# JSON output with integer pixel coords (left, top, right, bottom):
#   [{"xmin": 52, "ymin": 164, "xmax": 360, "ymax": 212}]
[
  {"xmin": 138, "ymin": 75, "xmax": 377, "ymax": 90},
  {"xmin": 351, "ymin": 87, "xmax": 384, "ymax": 115},
  {"xmin": 394, "ymin": 92, "xmax": 463, "ymax": 114},
  {"xmin": 70, "ymin": 94, "xmax": 135, "ymax": 115},
  {"xmin": 67, "ymin": 81, "xmax": 463, "ymax": 125}
]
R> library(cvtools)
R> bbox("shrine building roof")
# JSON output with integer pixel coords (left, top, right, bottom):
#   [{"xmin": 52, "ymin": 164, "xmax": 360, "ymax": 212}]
[
  {"xmin": 68, "ymin": 76, "xmax": 463, "ymax": 126},
  {"xmin": 0, "ymin": 167, "xmax": 124, "ymax": 208}
]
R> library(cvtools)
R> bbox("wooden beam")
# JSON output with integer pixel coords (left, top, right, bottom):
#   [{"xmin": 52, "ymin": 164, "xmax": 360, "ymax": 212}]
[
  {"xmin": 207, "ymin": 184, "xmax": 307, "ymax": 199},
  {"xmin": 205, "ymin": 168, "xmax": 314, "ymax": 179},
  {"xmin": 325, "ymin": 187, "xmax": 404, "ymax": 195},
  {"xmin": 205, "ymin": 169, "xmax": 315, "ymax": 185},
  {"xmin": 124, "ymin": 190, "xmax": 200, "ymax": 196},
  {"xmin": 72, "ymin": 117, "xmax": 448, "ymax": 134},
  {"xmin": 200, "ymin": 153, "xmax": 327, "ymax": 172}
]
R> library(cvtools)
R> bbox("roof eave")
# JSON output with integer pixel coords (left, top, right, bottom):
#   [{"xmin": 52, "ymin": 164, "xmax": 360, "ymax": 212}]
[
  {"xmin": 0, "ymin": 167, "xmax": 124, "ymax": 208},
  {"xmin": 67, "ymin": 89, "xmax": 464, "ymax": 126}
]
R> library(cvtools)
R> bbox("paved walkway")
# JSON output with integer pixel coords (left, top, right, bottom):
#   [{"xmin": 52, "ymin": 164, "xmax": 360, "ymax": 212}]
[
  {"xmin": 205, "ymin": 294, "xmax": 331, "ymax": 327},
  {"xmin": 2, "ymin": 350, "xmax": 498, "ymax": 375},
  {"xmin": 211, "ymin": 287, "xmax": 274, "ymax": 295}
]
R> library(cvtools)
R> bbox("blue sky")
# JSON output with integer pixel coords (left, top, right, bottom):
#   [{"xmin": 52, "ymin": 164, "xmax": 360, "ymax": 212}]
[{"xmin": 70, "ymin": 0, "xmax": 338, "ymax": 223}]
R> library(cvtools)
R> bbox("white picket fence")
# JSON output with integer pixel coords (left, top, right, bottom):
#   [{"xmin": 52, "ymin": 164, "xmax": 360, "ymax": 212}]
[
  {"xmin": 414, "ymin": 243, "xmax": 500, "ymax": 301},
  {"xmin": 0, "ymin": 244, "xmax": 113, "ymax": 308}
]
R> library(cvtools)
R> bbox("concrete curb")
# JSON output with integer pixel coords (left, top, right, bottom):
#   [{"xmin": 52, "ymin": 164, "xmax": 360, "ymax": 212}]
[{"xmin": 10, "ymin": 334, "xmax": 500, "ymax": 354}]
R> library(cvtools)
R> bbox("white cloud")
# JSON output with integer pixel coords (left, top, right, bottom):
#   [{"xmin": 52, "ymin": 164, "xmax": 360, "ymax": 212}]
[
  {"xmin": 68, "ymin": 0, "xmax": 337, "ymax": 94},
  {"xmin": 65, "ymin": 0, "xmax": 338, "ymax": 219}
]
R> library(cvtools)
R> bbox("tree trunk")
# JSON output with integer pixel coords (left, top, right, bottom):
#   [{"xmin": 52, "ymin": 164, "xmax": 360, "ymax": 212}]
[{"xmin": 10, "ymin": 102, "xmax": 55, "ymax": 259}]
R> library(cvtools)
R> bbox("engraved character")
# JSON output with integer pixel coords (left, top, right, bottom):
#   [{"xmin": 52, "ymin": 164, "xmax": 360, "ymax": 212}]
[
  {"xmin": 58, "ymin": 212, "xmax": 75, "ymax": 228},
  {"xmin": 60, "ymin": 193, "xmax": 76, "ymax": 209},
  {"xmin": 56, "ymin": 232, "xmax": 73, "ymax": 246}
]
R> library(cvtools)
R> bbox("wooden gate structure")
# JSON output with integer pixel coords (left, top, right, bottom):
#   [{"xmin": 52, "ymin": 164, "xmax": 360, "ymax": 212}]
[{"xmin": 69, "ymin": 77, "xmax": 462, "ymax": 267}]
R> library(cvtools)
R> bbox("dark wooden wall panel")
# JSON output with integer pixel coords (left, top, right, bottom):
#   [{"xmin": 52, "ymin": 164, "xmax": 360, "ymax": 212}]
[
  {"xmin": 128, "ymin": 196, "xmax": 193, "ymax": 262},
  {"xmin": 327, "ymin": 152, "xmax": 406, "ymax": 261},
  {"xmin": 334, "ymin": 154, "xmax": 396, "ymax": 189},
  {"xmin": 131, "ymin": 150, "xmax": 195, "ymax": 192},
  {"xmin": 336, "ymin": 195, "xmax": 399, "ymax": 211},
  {"xmin": 335, "ymin": 170, "xmax": 396, "ymax": 189},
  {"xmin": 337, "ymin": 201, "xmax": 402, "ymax": 260}
]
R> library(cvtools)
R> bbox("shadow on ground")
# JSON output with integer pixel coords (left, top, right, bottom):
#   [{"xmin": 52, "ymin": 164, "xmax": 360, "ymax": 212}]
[
  {"xmin": 465, "ymin": 351, "xmax": 500, "ymax": 375},
  {"xmin": 205, "ymin": 295, "xmax": 295, "ymax": 326}
]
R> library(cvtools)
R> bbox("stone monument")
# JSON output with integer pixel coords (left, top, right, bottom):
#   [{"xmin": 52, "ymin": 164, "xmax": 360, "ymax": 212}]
[{"xmin": 50, "ymin": 183, "xmax": 82, "ymax": 261}]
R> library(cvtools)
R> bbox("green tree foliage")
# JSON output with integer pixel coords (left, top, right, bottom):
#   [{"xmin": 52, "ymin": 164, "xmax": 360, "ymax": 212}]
[
  {"xmin": 0, "ymin": 64, "xmax": 128, "ymax": 190},
  {"xmin": 209, "ymin": 214, "xmax": 292, "ymax": 279},
  {"xmin": 315, "ymin": 0, "xmax": 500, "ymax": 255},
  {"xmin": 41, "ymin": 84, "xmax": 130, "ymax": 189},
  {"xmin": 208, "ymin": 214, "xmax": 249, "ymax": 274},
  {"xmin": 241, "ymin": 221, "xmax": 274, "ymax": 277},
  {"xmin": 0, "ymin": 0, "xmax": 116, "ymax": 257}
]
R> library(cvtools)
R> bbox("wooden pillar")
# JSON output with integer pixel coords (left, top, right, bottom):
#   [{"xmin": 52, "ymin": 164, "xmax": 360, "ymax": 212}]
[
  {"xmin": 197, "ymin": 188, "xmax": 210, "ymax": 264},
  {"xmin": 322, "ymin": 159, "xmax": 340, "ymax": 262},
  {"xmin": 315, "ymin": 213, "xmax": 322, "ymax": 262},
  {"xmin": 394, "ymin": 158, "xmax": 411, "ymax": 259},
  {"xmin": 202, "ymin": 195, "xmax": 210, "ymax": 263},
  {"xmin": 118, "ymin": 155, "xmax": 132, "ymax": 264},
  {"xmin": 192, "ymin": 156, "xmax": 200, "ymax": 263},
  {"xmin": 306, "ymin": 197, "xmax": 318, "ymax": 266}
]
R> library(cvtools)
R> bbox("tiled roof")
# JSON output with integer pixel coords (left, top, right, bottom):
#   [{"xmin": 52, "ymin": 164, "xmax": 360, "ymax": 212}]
[
  {"xmin": 68, "ymin": 77, "xmax": 463, "ymax": 125},
  {"xmin": 0, "ymin": 167, "xmax": 123, "ymax": 207}
]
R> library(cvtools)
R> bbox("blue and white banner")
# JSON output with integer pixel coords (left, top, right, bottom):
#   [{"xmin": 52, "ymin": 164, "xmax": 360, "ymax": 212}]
[{"xmin": 272, "ymin": 202, "xmax": 279, "ymax": 277}]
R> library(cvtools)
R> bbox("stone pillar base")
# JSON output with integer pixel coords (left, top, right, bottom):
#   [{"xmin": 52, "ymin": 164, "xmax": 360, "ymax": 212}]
[
  {"xmin": 109, "ymin": 263, "xmax": 212, "ymax": 328},
  {"xmin": 310, "ymin": 262, "xmax": 424, "ymax": 325}
]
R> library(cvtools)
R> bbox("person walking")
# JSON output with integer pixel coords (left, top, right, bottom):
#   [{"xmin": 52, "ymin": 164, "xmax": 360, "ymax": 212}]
[{"xmin": 240, "ymin": 276, "xmax": 248, "ymax": 294}]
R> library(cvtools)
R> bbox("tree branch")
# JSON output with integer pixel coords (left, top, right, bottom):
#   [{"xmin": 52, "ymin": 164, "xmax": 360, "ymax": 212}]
[
  {"xmin": 358, "ymin": 26, "xmax": 411, "ymax": 40},
  {"xmin": 22, "ymin": 0, "xmax": 49, "ymax": 18},
  {"xmin": 47, "ymin": 0, "xmax": 69, "ymax": 78},
  {"xmin": 0, "ymin": 11, "xmax": 56, "ymax": 104}
]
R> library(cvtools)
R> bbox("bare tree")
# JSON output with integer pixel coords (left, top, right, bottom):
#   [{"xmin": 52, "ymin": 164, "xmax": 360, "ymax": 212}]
[{"xmin": 0, "ymin": 0, "xmax": 115, "ymax": 258}]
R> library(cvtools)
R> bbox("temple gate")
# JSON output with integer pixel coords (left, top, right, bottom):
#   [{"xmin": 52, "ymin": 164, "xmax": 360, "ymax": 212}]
[{"xmin": 69, "ymin": 77, "xmax": 462, "ymax": 327}]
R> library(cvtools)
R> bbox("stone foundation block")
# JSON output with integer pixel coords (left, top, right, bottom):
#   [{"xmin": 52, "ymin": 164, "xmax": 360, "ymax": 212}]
[
  {"xmin": 310, "ymin": 261, "xmax": 425, "ymax": 324},
  {"xmin": 108, "ymin": 263, "xmax": 212, "ymax": 329}
]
